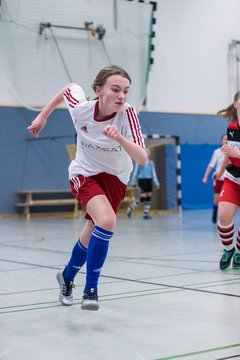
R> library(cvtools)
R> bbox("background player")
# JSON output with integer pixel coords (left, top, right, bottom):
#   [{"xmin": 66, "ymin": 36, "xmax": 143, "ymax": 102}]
[
  {"xmin": 213, "ymin": 91, "xmax": 240, "ymax": 269},
  {"xmin": 127, "ymin": 148, "xmax": 160, "ymax": 219},
  {"xmin": 202, "ymin": 134, "xmax": 227, "ymax": 224}
]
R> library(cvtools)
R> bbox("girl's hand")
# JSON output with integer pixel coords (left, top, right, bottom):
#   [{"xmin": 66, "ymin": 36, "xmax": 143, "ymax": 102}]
[
  {"xmin": 27, "ymin": 114, "xmax": 47, "ymax": 138},
  {"xmin": 212, "ymin": 170, "xmax": 221, "ymax": 181},
  {"xmin": 103, "ymin": 125, "xmax": 121, "ymax": 142},
  {"xmin": 221, "ymin": 144, "xmax": 240, "ymax": 158},
  {"xmin": 202, "ymin": 176, "xmax": 208, "ymax": 184}
]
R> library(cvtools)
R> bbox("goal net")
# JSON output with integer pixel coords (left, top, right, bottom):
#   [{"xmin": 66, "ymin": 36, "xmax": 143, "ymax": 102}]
[
  {"xmin": 136, "ymin": 135, "xmax": 181, "ymax": 212},
  {"xmin": 0, "ymin": 0, "xmax": 154, "ymax": 111}
]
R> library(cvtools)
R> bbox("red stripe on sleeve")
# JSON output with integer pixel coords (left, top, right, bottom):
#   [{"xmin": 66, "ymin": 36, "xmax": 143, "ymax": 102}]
[
  {"xmin": 126, "ymin": 107, "xmax": 144, "ymax": 147},
  {"xmin": 63, "ymin": 88, "xmax": 79, "ymax": 108}
]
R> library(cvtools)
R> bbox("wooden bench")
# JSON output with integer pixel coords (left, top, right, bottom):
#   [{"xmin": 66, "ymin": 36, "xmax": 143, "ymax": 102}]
[
  {"xmin": 16, "ymin": 189, "xmax": 78, "ymax": 219},
  {"xmin": 16, "ymin": 187, "xmax": 137, "ymax": 219}
]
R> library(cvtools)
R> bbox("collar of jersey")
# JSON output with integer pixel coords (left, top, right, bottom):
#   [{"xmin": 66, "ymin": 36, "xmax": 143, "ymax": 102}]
[{"xmin": 94, "ymin": 101, "xmax": 117, "ymax": 122}]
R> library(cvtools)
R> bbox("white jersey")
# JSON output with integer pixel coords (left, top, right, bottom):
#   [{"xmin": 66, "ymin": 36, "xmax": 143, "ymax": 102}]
[
  {"xmin": 63, "ymin": 84, "xmax": 145, "ymax": 184},
  {"xmin": 209, "ymin": 148, "xmax": 224, "ymax": 181}
]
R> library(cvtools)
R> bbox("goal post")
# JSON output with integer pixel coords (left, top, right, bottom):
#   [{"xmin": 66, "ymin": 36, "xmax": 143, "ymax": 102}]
[{"xmin": 141, "ymin": 134, "xmax": 182, "ymax": 213}]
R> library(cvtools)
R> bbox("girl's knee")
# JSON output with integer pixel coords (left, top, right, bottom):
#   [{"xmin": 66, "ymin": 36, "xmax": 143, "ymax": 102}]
[
  {"xmin": 96, "ymin": 213, "xmax": 116, "ymax": 231},
  {"xmin": 217, "ymin": 211, "xmax": 232, "ymax": 226}
]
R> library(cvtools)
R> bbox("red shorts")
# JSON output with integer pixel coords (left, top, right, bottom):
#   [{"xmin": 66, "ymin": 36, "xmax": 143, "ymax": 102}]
[
  {"xmin": 219, "ymin": 178, "xmax": 240, "ymax": 206},
  {"xmin": 70, "ymin": 172, "xmax": 127, "ymax": 220},
  {"xmin": 213, "ymin": 179, "xmax": 224, "ymax": 194}
]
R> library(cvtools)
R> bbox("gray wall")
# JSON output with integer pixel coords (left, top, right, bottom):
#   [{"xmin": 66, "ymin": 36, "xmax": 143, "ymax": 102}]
[
  {"xmin": 147, "ymin": 0, "xmax": 240, "ymax": 113},
  {"xmin": 1, "ymin": 0, "xmax": 240, "ymax": 113}
]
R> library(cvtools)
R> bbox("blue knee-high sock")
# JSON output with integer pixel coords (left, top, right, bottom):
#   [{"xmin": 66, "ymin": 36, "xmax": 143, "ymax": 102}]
[
  {"xmin": 64, "ymin": 239, "xmax": 88, "ymax": 281},
  {"xmin": 85, "ymin": 225, "xmax": 113, "ymax": 291}
]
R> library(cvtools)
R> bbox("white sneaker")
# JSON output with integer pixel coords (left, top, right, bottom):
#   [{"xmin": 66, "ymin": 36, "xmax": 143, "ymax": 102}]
[
  {"xmin": 56, "ymin": 270, "xmax": 74, "ymax": 306},
  {"xmin": 81, "ymin": 288, "xmax": 99, "ymax": 311}
]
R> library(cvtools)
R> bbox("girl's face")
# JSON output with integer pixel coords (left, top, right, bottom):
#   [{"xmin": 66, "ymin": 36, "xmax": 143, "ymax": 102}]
[
  {"xmin": 96, "ymin": 75, "xmax": 130, "ymax": 116},
  {"xmin": 221, "ymin": 135, "xmax": 228, "ymax": 145}
]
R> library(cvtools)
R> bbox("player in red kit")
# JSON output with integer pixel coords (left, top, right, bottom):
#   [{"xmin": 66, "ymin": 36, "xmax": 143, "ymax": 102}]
[{"xmin": 214, "ymin": 91, "xmax": 240, "ymax": 270}]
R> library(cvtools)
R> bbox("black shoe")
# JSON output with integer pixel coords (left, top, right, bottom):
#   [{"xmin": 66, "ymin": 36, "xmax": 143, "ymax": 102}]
[
  {"xmin": 81, "ymin": 288, "xmax": 99, "ymax": 311},
  {"xmin": 219, "ymin": 248, "xmax": 235, "ymax": 270}
]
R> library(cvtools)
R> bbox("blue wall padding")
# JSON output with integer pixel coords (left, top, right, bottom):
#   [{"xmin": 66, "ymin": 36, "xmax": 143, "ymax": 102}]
[
  {"xmin": 181, "ymin": 144, "xmax": 219, "ymax": 209},
  {"xmin": 0, "ymin": 107, "xmax": 75, "ymax": 213}
]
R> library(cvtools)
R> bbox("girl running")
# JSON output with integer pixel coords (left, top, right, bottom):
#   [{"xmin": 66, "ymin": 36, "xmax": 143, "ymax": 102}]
[
  {"xmin": 213, "ymin": 91, "xmax": 240, "ymax": 270},
  {"xmin": 27, "ymin": 65, "xmax": 147, "ymax": 310}
]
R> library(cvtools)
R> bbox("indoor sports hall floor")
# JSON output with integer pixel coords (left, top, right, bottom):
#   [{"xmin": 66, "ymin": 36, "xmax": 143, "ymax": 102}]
[{"xmin": 1, "ymin": 209, "xmax": 240, "ymax": 360}]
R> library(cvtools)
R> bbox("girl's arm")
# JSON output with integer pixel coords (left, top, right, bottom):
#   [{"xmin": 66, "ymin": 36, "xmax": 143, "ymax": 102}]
[
  {"xmin": 212, "ymin": 155, "xmax": 229, "ymax": 181},
  {"xmin": 102, "ymin": 125, "xmax": 148, "ymax": 165},
  {"xmin": 27, "ymin": 83, "xmax": 75, "ymax": 138},
  {"xmin": 221, "ymin": 144, "xmax": 240, "ymax": 159},
  {"xmin": 202, "ymin": 165, "xmax": 213, "ymax": 184}
]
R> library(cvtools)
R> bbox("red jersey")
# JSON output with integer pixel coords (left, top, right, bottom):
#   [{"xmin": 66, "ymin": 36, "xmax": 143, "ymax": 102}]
[{"xmin": 224, "ymin": 120, "xmax": 240, "ymax": 184}]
